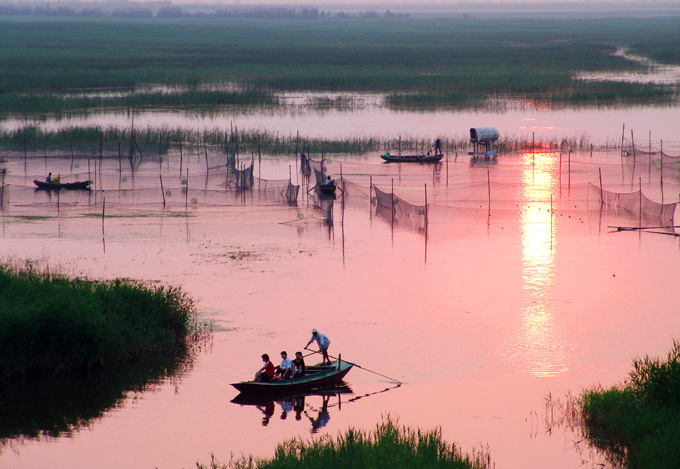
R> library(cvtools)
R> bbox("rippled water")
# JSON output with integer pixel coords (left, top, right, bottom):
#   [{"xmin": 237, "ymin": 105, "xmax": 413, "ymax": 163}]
[{"xmin": 1, "ymin": 146, "xmax": 679, "ymax": 467}]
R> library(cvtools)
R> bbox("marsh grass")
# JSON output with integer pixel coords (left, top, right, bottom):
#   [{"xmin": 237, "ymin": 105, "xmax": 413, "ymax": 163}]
[
  {"xmin": 1, "ymin": 16, "xmax": 678, "ymax": 114},
  {"xmin": 1, "ymin": 124, "xmax": 618, "ymax": 157},
  {"xmin": 0, "ymin": 259, "xmax": 201, "ymax": 379},
  {"xmin": 579, "ymin": 341, "xmax": 680, "ymax": 467},
  {"xmin": 199, "ymin": 416, "xmax": 492, "ymax": 469}
]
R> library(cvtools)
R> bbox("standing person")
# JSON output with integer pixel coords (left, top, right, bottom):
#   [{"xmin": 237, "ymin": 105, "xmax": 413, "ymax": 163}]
[
  {"xmin": 254, "ymin": 353, "xmax": 275, "ymax": 382},
  {"xmin": 434, "ymin": 138, "xmax": 443, "ymax": 156},
  {"xmin": 292, "ymin": 351, "xmax": 306, "ymax": 378},
  {"xmin": 305, "ymin": 329, "xmax": 331, "ymax": 364},
  {"xmin": 276, "ymin": 351, "xmax": 294, "ymax": 378}
]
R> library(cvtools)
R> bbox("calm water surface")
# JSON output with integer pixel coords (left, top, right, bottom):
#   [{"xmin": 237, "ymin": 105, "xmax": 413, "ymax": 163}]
[{"xmin": 1, "ymin": 143, "xmax": 679, "ymax": 467}]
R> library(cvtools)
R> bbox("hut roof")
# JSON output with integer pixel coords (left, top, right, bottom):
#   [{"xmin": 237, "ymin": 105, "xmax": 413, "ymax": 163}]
[{"xmin": 470, "ymin": 127, "xmax": 500, "ymax": 143}]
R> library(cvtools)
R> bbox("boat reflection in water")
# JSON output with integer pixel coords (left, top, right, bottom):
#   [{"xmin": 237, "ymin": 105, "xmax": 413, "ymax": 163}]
[{"xmin": 231, "ymin": 384, "xmax": 353, "ymax": 432}]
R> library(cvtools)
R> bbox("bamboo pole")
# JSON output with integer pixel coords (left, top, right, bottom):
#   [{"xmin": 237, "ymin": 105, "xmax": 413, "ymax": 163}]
[
  {"xmin": 487, "ymin": 169, "xmax": 491, "ymax": 217},
  {"xmin": 185, "ymin": 168, "xmax": 189, "ymax": 209},
  {"xmin": 568, "ymin": 150, "xmax": 571, "ymax": 190},
  {"xmin": 599, "ymin": 168, "xmax": 604, "ymax": 205},
  {"xmin": 639, "ymin": 177, "xmax": 642, "ymax": 226},
  {"xmin": 621, "ymin": 123, "xmax": 626, "ymax": 157},
  {"xmin": 369, "ymin": 175, "xmax": 373, "ymax": 220},
  {"xmin": 179, "ymin": 137, "xmax": 183, "ymax": 177},
  {"xmin": 102, "ymin": 197, "xmax": 106, "ymax": 232},
  {"xmin": 160, "ymin": 174, "xmax": 166, "ymax": 207},
  {"xmin": 424, "ymin": 183, "xmax": 428, "ymax": 239},
  {"xmin": 391, "ymin": 178, "xmax": 394, "ymax": 231}
]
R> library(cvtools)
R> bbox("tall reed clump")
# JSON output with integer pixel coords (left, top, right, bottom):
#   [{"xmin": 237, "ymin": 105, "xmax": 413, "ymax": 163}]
[
  {"xmin": 199, "ymin": 416, "xmax": 491, "ymax": 469},
  {"xmin": 0, "ymin": 260, "xmax": 199, "ymax": 379},
  {"xmin": 581, "ymin": 340, "xmax": 680, "ymax": 468}
]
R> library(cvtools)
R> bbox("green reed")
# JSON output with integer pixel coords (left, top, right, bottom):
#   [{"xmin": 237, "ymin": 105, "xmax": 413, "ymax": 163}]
[
  {"xmin": 0, "ymin": 124, "xmax": 617, "ymax": 157},
  {"xmin": 1, "ymin": 16, "xmax": 678, "ymax": 113},
  {"xmin": 580, "ymin": 341, "xmax": 680, "ymax": 468},
  {"xmin": 199, "ymin": 416, "xmax": 491, "ymax": 469},
  {"xmin": 0, "ymin": 259, "xmax": 200, "ymax": 379}
]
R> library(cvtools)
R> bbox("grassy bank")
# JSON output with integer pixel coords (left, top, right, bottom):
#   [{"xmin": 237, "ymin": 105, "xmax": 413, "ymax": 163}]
[
  {"xmin": 199, "ymin": 417, "xmax": 491, "ymax": 469},
  {"xmin": 0, "ymin": 260, "xmax": 199, "ymax": 379},
  {"xmin": 0, "ymin": 16, "xmax": 679, "ymax": 113},
  {"xmin": 580, "ymin": 341, "xmax": 680, "ymax": 467}
]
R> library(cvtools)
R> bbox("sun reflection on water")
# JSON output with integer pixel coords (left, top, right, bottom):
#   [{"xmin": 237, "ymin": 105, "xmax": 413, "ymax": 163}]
[{"xmin": 507, "ymin": 152, "xmax": 572, "ymax": 378}]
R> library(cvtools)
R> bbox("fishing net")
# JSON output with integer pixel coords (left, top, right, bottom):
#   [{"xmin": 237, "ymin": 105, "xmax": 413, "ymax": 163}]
[
  {"xmin": 224, "ymin": 163, "xmax": 254, "ymax": 190},
  {"xmin": 373, "ymin": 185, "xmax": 427, "ymax": 232},
  {"xmin": 589, "ymin": 183, "xmax": 677, "ymax": 222}
]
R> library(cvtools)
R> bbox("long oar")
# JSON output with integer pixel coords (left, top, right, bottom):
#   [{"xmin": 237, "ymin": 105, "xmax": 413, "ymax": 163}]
[{"xmin": 326, "ymin": 353, "xmax": 403, "ymax": 385}]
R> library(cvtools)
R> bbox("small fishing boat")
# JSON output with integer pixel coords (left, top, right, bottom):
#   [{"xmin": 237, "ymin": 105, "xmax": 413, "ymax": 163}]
[
  {"xmin": 318, "ymin": 182, "xmax": 337, "ymax": 198},
  {"xmin": 34, "ymin": 180, "xmax": 91, "ymax": 190},
  {"xmin": 231, "ymin": 359, "xmax": 353, "ymax": 395},
  {"xmin": 380, "ymin": 153, "xmax": 443, "ymax": 163},
  {"xmin": 231, "ymin": 384, "xmax": 353, "ymax": 406}
]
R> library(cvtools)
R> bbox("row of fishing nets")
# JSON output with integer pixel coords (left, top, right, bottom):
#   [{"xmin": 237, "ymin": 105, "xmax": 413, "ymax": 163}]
[{"xmin": 588, "ymin": 183, "xmax": 677, "ymax": 222}]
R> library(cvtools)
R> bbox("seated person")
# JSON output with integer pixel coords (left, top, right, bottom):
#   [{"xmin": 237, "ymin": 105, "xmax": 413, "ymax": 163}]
[
  {"xmin": 276, "ymin": 351, "xmax": 294, "ymax": 379},
  {"xmin": 254, "ymin": 353, "xmax": 275, "ymax": 382},
  {"xmin": 292, "ymin": 351, "xmax": 306, "ymax": 378}
]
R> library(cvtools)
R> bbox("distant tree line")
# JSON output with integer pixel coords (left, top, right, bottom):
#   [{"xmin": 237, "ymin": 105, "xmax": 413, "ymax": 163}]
[{"xmin": 0, "ymin": 3, "xmax": 409, "ymax": 19}]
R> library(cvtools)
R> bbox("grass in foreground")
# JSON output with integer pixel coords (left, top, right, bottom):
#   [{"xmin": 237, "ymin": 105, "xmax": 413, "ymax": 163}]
[
  {"xmin": 198, "ymin": 416, "xmax": 491, "ymax": 469},
  {"xmin": 580, "ymin": 341, "xmax": 680, "ymax": 468},
  {"xmin": 0, "ymin": 259, "xmax": 200, "ymax": 379}
]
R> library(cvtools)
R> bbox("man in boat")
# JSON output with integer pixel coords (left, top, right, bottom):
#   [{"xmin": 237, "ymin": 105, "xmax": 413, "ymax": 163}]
[
  {"xmin": 276, "ymin": 351, "xmax": 294, "ymax": 379},
  {"xmin": 254, "ymin": 353, "xmax": 276, "ymax": 382},
  {"xmin": 433, "ymin": 138, "xmax": 443, "ymax": 156},
  {"xmin": 305, "ymin": 329, "xmax": 331, "ymax": 365},
  {"xmin": 46, "ymin": 172, "xmax": 53, "ymax": 183},
  {"xmin": 325, "ymin": 175, "xmax": 334, "ymax": 186},
  {"xmin": 292, "ymin": 351, "xmax": 306, "ymax": 378}
]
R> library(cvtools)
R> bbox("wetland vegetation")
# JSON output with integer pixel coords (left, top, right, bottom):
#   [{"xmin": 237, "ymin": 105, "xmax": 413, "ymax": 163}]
[
  {"xmin": 1, "ymin": 15, "xmax": 679, "ymax": 117},
  {"xmin": 200, "ymin": 416, "xmax": 491, "ymax": 469},
  {"xmin": 547, "ymin": 342, "xmax": 680, "ymax": 468},
  {"xmin": 580, "ymin": 341, "xmax": 680, "ymax": 468},
  {"xmin": 0, "ymin": 259, "xmax": 201, "ymax": 379}
]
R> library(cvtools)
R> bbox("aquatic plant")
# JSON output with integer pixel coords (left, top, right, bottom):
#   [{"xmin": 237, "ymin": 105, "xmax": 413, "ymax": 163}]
[
  {"xmin": 0, "ymin": 259, "xmax": 202, "ymax": 379},
  {"xmin": 1, "ymin": 16, "xmax": 678, "ymax": 114},
  {"xmin": 580, "ymin": 341, "xmax": 680, "ymax": 468},
  {"xmin": 197, "ymin": 415, "xmax": 492, "ymax": 468}
]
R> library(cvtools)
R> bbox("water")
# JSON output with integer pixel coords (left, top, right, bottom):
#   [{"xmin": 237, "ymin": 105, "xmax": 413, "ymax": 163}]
[{"xmin": 1, "ymin": 146, "xmax": 679, "ymax": 468}]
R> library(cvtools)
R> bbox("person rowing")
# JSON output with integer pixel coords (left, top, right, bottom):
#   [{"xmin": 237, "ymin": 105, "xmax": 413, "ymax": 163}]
[{"xmin": 305, "ymin": 328, "xmax": 331, "ymax": 365}]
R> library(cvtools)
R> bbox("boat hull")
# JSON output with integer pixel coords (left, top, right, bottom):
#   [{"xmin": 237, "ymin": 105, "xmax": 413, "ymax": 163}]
[
  {"xmin": 231, "ymin": 360, "xmax": 353, "ymax": 395},
  {"xmin": 34, "ymin": 180, "xmax": 91, "ymax": 190},
  {"xmin": 380, "ymin": 154, "xmax": 443, "ymax": 163}
]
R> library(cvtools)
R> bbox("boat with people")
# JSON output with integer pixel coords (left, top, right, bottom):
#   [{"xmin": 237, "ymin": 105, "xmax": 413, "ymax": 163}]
[
  {"xmin": 318, "ymin": 181, "xmax": 337, "ymax": 198},
  {"xmin": 34, "ymin": 180, "xmax": 91, "ymax": 190},
  {"xmin": 231, "ymin": 384, "xmax": 353, "ymax": 406},
  {"xmin": 231, "ymin": 358, "xmax": 353, "ymax": 395},
  {"xmin": 380, "ymin": 152, "xmax": 443, "ymax": 163}
]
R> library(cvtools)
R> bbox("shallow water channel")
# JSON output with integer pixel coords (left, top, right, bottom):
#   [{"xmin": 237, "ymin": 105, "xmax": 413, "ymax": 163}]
[{"xmin": 1, "ymin": 138, "xmax": 680, "ymax": 468}]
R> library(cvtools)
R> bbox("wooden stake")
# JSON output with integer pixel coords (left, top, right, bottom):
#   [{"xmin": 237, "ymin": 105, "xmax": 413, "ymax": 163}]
[
  {"xmin": 599, "ymin": 168, "xmax": 604, "ymax": 205},
  {"xmin": 160, "ymin": 174, "xmax": 166, "ymax": 207}
]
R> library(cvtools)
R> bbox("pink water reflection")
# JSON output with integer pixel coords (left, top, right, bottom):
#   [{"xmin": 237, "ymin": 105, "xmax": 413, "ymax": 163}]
[{"xmin": 1, "ymin": 150, "xmax": 679, "ymax": 468}]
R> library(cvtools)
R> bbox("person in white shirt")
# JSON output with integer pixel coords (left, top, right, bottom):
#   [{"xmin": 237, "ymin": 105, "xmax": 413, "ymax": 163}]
[
  {"xmin": 305, "ymin": 328, "xmax": 331, "ymax": 364},
  {"xmin": 276, "ymin": 351, "xmax": 294, "ymax": 378}
]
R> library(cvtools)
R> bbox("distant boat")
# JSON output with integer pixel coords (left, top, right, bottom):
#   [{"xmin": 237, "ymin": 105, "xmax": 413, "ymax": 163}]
[
  {"xmin": 231, "ymin": 359, "xmax": 353, "ymax": 395},
  {"xmin": 380, "ymin": 153, "xmax": 443, "ymax": 163},
  {"xmin": 318, "ymin": 181, "xmax": 337, "ymax": 198},
  {"xmin": 34, "ymin": 180, "xmax": 91, "ymax": 190}
]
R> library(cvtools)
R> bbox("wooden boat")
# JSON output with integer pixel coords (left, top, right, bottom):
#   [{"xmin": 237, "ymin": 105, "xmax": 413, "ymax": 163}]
[
  {"xmin": 231, "ymin": 359, "xmax": 353, "ymax": 395},
  {"xmin": 380, "ymin": 153, "xmax": 443, "ymax": 163},
  {"xmin": 231, "ymin": 384, "xmax": 353, "ymax": 406},
  {"xmin": 34, "ymin": 180, "xmax": 91, "ymax": 190},
  {"xmin": 318, "ymin": 182, "xmax": 336, "ymax": 198}
]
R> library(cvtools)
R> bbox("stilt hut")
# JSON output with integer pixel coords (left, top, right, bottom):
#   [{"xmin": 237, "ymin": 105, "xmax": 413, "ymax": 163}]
[{"xmin": 469, "ymin": 127, "xmax": 500, "ymax": 155}]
